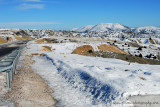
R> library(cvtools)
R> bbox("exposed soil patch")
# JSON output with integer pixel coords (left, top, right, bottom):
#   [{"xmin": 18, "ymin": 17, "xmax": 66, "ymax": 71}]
[
  {"xmin": 127, "ymin": 42, "xmax": 140, "ymax": 47},
  {"xmin": 72, "ymin": 45, "xmax": 95, "ymax": 56},
  {"xmin": 139, "ymin": 77, "xmax": 146, "ymax": 80},
  {"xmin": 5, "ymin": 53, "xmax": 56, "ymax": 107},
  {"xmin": 68, "ymin": 39, "xmax": 78, "ymax": 43},
  {"xmin": 98, "ymin": 44, "xmax": 129, "ymax": 55},
  {"xmin": 0, "ymin": 38, "xmax": 8, "ymax": 43},
  {"xmin": 72, "ymin": 44, "xmax": 160, "ymax": 65},
  {"xmin": 157, "ymin": 55, "xmax": 160, "ymax": 61},
  {"xmin": 14, "ymin": 35, "xmax": 22, "ymax": 40},
  {"xmin": 35, "ymin": 38, "xmax": 58, "ymax": 44},
  {"xmin": 95, "ymin": 51, "xmax": 160, "ymax": 65},
  {"xmin": 149, "ymin": 39, "xmax": 155, "ymax": 44},
  {"xmin": 31, "ymin": 53, "xmax": 39, "ymax": 56},
  {"xmin": 21, "ymin": 36, "xmax": 33, "ymax": 40},
  {"xmin": 0, "ymin": 37, "xmax": 13, "ymax": 43},
  {"xmin": 154, "ymin": 39, "xmax": 159, "ymax": 44},
  {"xmin": 8, "ymin": 37, "xmax": 13, "ymax": 42},
  {"xmin": 14, "ymin": 35, "xmax": 32, "ymax": 40},
  {"xmin": 40, "ymin": 46, "xmax": 52, "ymax": 52},
  {"xmin": 137, "ymin": 39, "xmax": 142, "ymax": 44}
]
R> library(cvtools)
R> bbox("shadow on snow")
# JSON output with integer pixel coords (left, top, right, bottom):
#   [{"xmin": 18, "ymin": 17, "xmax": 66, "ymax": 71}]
[{"xmin": 42, "ymin": 54, "xmax": 120, "ymax": 105}]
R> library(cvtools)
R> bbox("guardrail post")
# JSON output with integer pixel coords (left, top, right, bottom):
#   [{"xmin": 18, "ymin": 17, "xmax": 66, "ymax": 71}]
[
  {"xmin": 10, "ymin": 68, "xmax": 13, "ymax": 81},
  {"xmin": 6, "ymin": 71, "xmax": 11, "ymax": 88},
  {"xmin": 13, "ymin": 62, "xmax": 16, "ymax": 74},
  {"xmin": 1, "ymin": 46, "xmax": 25, "ymax": 89}
]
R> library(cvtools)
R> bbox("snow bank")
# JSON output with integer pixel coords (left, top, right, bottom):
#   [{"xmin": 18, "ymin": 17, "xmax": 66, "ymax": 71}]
[{"xmin": 28, "ymin": 42, "xmax": 160, "ymax": 107}]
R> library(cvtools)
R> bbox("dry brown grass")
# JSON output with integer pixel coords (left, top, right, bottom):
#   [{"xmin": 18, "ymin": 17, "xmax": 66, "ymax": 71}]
[
  {"xmin": 40, "ymin": 53, "xmax": 45, "ymax": 56},
  {"xmin": 35, "ymin": 39, "xmax": 45, "ymax": 44},
  {"xmin": 31, "ymin": 53, "xmax": 39, "ymax": 56},
  {"xmin": 8, "ymin": 37, "xmax": 13, "ymax": 41},
  {"xmin": 98, "ymin": 44, "xmax": 129, "ymax": 55},
  {"xmin": 14, "ymin": 35, "xmax": 32, "ymax": 40},
  {"xmin": 14, "ymin": 35, "xmax": 23, "ymax": 40},
  {"xmin": 22, "ymin": 36, "xmax": 33, "ymax": 40},
  {"xmin": 35, "ymin": 38, "xmax": 51, "ymax": 44},
  {"xmin": 0, "ymin": 38, "xmax": 8, "ymax": 43},
  {"xmin": 30, "ymin": 53, "xmax": 45, "ymax": 56},
  {"xmin": 95, "ymin": 51, "xmax": 160, "ymax": 65},
  {"xmin": 149, "ymin": 39, "xmax": 155, "ymax": 44},
  {"xmin": 137, "ymin": 39, "xmax": 142, "ymax": 43},
  {"xmin": 35, "ymin": 38, "xmax": 58, "ymax": 44},
  {"xmin": 0, "ymin": 37, "xmax": 13, "ymax": 43},
  {"xmin": 40, "ymin": 46, "xmax": 52, "ymax": 52},
  {"xmin": 72, "ymin": 45, "xmax": 95, "ymax": 56},
  {"xmin": 139, "ymin": 77, "xmax": 146, "ymax": 80},
  {"xmin": 127, "ymin": 42, "xmax": 140, "ymax": 47},
  {"xmin": 154, "ymin": 39, "xmax": 159, "ymax": 44}
]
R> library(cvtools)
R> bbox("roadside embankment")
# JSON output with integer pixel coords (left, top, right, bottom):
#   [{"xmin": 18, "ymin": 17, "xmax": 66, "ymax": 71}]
[{"xmin": 4, "ymin": 50, "xmax": 56, "ymax": 107}]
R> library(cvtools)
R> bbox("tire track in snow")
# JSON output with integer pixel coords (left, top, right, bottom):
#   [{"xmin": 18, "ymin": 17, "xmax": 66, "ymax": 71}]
[{"xmin": 42, "ymin": 54, "xmax": 120, "ymax": 105}]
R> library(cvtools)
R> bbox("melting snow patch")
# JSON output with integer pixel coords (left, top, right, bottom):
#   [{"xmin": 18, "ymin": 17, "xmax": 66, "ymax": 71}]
[
  {"xmin": 144, "ymin": 39, "xmax": 149, "ymax": 44},
  {"xmin": 131, "ymin": 70, "xmax": 137, "ymax": 74},
  {"xmin": 144, "ymin": 72, "xmax": 152, "ymax": 75},
  {"xmin": 105, "ymin": 68, "xmax": 112, "ymax": 70}
]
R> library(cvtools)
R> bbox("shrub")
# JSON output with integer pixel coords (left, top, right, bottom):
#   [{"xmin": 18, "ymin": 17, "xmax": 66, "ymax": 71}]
[
  {"xmin": 139, "ymin": 54, "xmax": 142, "ymax": 58},
  {"xmin": 143, "ymin": 46, "xmax": 147, "ymax": 48},
  {"xmin": 88, "ymin": 49, "xmax": 93, "ymax": 53},
  {"xmin": 153, "ymin": 56, "xmax": 157, "ymax": 59},
  {"xmin": 137, "ymin": 47, "xmax": 142, "ymax": 50}
]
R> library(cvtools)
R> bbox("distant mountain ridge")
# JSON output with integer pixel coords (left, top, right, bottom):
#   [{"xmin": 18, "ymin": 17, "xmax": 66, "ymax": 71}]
[
  {"xmin": 72, "ymin": 23, "xmax": 130, "ymax": 33},
  {"xmin": 132, "ymin": 26, "xmax": 160, "ymax": 34},
  {"xmin": 72, "ymin": 23, "xmax": 160, "ymax": 34},
  {"xmin": 72, "ymin": 25, "xmax": 95, "ymax": 33}
]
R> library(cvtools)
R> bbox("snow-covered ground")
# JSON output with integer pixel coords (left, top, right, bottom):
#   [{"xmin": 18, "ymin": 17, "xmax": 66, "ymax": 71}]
[
  {"xmin": 115, "ymin": 38, "xmax": 160, "ymax": 60},
  {"xmin": 26, "ymin": 42, "xmax": 160, "ymax": 107}
]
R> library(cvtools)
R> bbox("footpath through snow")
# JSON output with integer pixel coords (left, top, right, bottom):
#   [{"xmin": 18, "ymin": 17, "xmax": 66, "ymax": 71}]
[{"xmin": 26, "ymin": 42, "xmax": 160, "ymax": 107}]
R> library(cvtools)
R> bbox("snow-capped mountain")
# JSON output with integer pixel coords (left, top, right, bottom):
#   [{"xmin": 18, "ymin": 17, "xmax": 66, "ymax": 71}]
[
  {"xmin": 72, "ymin": 25, "xmax": 94, "ymax": 33},
  {"xmin": 72, "ymin": 23, "xmax": 130, "ymax": 32},
  {"xmin": 133, "ymin": 26, "xmax": 160, "ymax": 34}
]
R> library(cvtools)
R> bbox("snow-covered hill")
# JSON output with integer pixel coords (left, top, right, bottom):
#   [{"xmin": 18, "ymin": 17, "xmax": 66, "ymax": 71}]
[
  {"xmin": 133, "ymin": 26, "xmax": 160, "ymax": 34},
  {"xmin": 72, "ymin": 23, "xmax": 160, "ymax": 36},
  {"xmin": 72, "ymin": 25, "xmax": 94, "ymax": 33},
  {"xmin": 72, "ymin": 23, "xmax": 130, "ymax": 32}
]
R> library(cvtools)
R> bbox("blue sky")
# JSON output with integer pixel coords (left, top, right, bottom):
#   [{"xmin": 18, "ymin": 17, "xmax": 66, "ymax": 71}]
[{"xmin": 0, "ymin": 0, "xmax": 160, "ymax": 30}]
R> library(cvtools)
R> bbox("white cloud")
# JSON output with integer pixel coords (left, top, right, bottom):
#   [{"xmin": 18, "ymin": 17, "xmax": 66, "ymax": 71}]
[
  {"xmin": 0, "ymin": 22, "xmax": 59, "ymax": 27},
  {"xmin": 19, "ymin": 3, "xmax": 44, "ymax": 9}
]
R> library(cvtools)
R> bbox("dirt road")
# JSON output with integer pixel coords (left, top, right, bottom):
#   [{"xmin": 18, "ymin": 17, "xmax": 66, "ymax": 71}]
[{"xmin": 5, "ymin": 52, "xmax": 56, "ymax": 107}]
